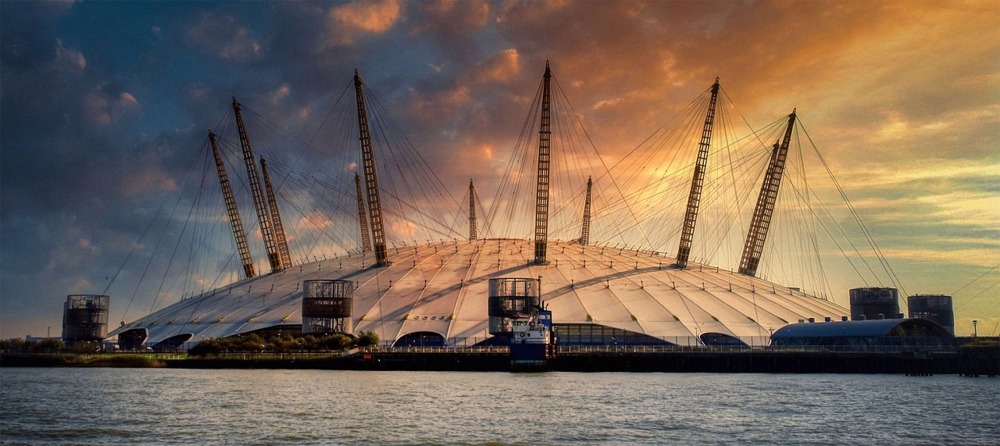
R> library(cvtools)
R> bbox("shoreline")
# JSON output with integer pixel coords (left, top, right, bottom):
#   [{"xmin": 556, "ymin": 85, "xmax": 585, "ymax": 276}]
[{"xmin": 3, "ymin": 346, "xmax": 996, "ymax": 376}]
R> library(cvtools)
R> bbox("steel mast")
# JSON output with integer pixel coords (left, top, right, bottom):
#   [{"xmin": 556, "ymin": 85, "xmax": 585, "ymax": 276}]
[
  {"xmin": 353, "ymin": 70, "xmax": 389, "ymax": 267},
  {"xmin": 739, "ymin": 110, "xmax": 797, "ymax": 276},
  {"xmin": 580, "ymin": 176, "xmax": 592, "ymax": 246},
  {"xmin": 208, "ymin": 130, "xmax": 256, "ymax": 279},
  {"xmin": 355, "ymin": 172, "xmax": 372, "ymax": 252},
  {"xmin": 676, "ymin": 78, "xmax": 721, "ymax": 268},
  {"xmin": 260, "ymin": 158, "xmax": 292, "ymax": 268},
  {"xmin": 232, "ymin": 97, "xmax": 283, "ymax": 273},
  {"xmin": 533, "ymin": 61, "xmax": 553, "ymax": 264},
  {"xmin": 469, "ymin": 179, "xmax": 477, "ymax": 241}
]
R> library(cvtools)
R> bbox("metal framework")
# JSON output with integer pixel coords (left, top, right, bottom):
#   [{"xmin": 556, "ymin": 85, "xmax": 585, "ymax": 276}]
[
  {"xmin": 469, "ymin": 179, "xmax": 477, "ymax": 241},
  {"xmin": 302, "ymin": 280, "xmax": 354, "ymax": 334},
  {"xmin": 354, "ymin": 70, "xmax": 389, "ymax": 266},
  {"xmin": 676, "ymin": 78, "xmax": 721, "ymax": 268},
  {"xmin": 487, "ymin": 277, "xmax": 541, "ymax": 335},
  {"xmin": 260, "ymin": 158, "xmax": 292, "ymax": 269},
  {"xmin": 209, "ymin": 130, "xmax": 255, "ymax": 279},
  {"xmin": 62, "ymin": 294, "xmax": 109, "ymax": 342},
  {"xmin": 355, "ymin": 172, "xmax": 372, "ymax": 252},
  {"xmin": 739, "ymin": 110, "xmax": 797, "ymax": 276},
  {"xmin": 580, "ymin": 176, "xmax": 593, "ymax": 246},
  {"xmin": 233, "ymin": 97, "xmax": 283, "ymax": 273},
  {"xmin": 533, "ymin": 61, "xmax": 553, "ymax": 264}
]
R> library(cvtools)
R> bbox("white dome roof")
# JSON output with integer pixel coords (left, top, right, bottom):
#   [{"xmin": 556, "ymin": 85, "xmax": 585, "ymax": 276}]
[{"xmin": 110, "ymin": 238, "xmax": 848, "ymax": 347}]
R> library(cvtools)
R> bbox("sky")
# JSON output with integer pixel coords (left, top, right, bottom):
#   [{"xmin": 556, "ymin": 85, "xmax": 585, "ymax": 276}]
[{"xmin": 2, "ymin": 0, "xmax": 998, "ymax": 339}]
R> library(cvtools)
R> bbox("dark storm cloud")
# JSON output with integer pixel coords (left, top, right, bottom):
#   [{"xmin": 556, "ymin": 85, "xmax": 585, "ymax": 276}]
[
  {"xmin": 0, "ymin": 1, "xmax": 71, "ymax": 70},
  {"xmin": 2, "ymin": 0, "xmax": 997, "ymax": 337},
  {"xmin": 0, "ymin": 1, "xmax": 203, "ymax": 334},
  {"xmin": 184, "ymin": 11, "xmax": 262, "ymax": 63}
]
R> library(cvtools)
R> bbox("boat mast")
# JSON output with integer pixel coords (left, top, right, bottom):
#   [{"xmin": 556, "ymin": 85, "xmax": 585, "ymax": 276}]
[
  {"xmin": 580, "ymin": 176, "xmax": 592, "ymax": 246},
  {"xmin": 469, "ymin": 179, "xmax": 477, "ymax": 241},
  {"xmin": 232, "ymin": 97, "xmax": 283, "ymax": 273},
  {"xmin": 355, "ymin": 172, "xmax": 372, "ymax": 252},
  {"xmin": 739, "ymin": 110, "xmax": 797, "ymax": 276},
  {"xmin": 260, "ymin": 158, "xmax": 292, "ymax": 268},
  {"xmin": 353, "ymin": 70, "xmax": 389, "ymax": 267},
  {"xmin": 208, "ymin": 130, "xmax": 256, "ymax": 279},
  {"xmin": 676, "ymin": 78, "xmax": 721, "ymax": 268},
  {"xmin": 533, "ymin": 61, "xmax": 553, "ymax": 264}
]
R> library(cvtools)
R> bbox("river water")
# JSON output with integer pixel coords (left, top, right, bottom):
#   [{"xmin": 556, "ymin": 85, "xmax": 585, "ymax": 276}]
[{"xmin": 1, "ymin": 368, "xmax": 997, "ymax": 445}]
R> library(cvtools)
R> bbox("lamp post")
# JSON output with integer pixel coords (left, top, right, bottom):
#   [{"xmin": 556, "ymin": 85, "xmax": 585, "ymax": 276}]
[{"xmin": 972, "ymin": 320, "xmax": 978, "ymax": 337}]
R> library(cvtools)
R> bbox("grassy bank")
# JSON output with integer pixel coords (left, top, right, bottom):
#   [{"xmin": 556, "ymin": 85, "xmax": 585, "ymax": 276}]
[{"xmin": 1, "ymin": 353, "xmax": 175, "ymax": 368}]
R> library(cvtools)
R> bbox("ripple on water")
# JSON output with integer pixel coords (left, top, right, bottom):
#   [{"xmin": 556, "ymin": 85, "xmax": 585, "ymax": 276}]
[{"xmin": 1, "ymin": 369, "xmax": 998, "ymax": 445}]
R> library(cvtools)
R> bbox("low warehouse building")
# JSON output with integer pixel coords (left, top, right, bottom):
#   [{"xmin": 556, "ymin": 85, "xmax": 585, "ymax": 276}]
[{"xmin": 771, "ymin": 318, "xmax": 954, "ymax": 349}]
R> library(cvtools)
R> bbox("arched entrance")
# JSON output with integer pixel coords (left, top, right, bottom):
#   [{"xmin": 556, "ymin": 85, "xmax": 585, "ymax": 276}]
[
  {"xmin": 393, "ymin": 331, "xmax": 445, "ymax": 347},
  {"xmin": 700, "ymin": 332, "xmax": 748, "ymax": 347}
]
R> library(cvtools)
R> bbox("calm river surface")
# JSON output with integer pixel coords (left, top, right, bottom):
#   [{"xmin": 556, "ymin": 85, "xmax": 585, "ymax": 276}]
[{"xmin": 1, "ymin": 368, "xmax": 997, "ymax": 445}]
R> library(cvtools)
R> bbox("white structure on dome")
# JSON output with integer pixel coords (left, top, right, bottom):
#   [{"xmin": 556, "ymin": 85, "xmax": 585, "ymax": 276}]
[{"xmin": 109, "ymin": 239, "xmax": 847, "ymax": 349}]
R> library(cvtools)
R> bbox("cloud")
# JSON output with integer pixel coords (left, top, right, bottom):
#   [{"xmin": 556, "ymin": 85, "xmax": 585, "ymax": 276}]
[
  {"xmin": 299, "ymin": 211, "xmax": 333, "ymax": 231},
  {"xmin": 55, "ymin": 39, "xmax": 85, "ymax": 70},
  {"xmin": 326, "ymin": 0, "xmax": 403, "ymax": 46},
  {"xmin": 416, "ymin": 0, "xmax": 489, "ymax": 32},
  {"xmin": 472, "ymin": 49, "xmax": 521, "ymax": 84},
  {"xmin": 83, "ymin": 89, "xmax": 141, "ymax": 128},
  {"xmin": 0, "ymin": 1, "xmax": 75, "ymax": 71},
  {"xmin": 408, "ymin": 0, "xmax": 490, "ymax": 56},
  {"xmin": 3, "ymin": 0, "xmax": 1000, "ymax": 338},
  {"xmin": 269, "ymin": 84, "xmax": 291, "ymax": 105},
  {"xmin": 121, "ymin": 167, "xmax": 178, "ymax": 198},
  {"xmin": 402, "ymin": 85, "xmax": 471, "ymax": 128},
  {"xmin": 389, "ymin": 219, "xmax": 417, "ymax": 238},
  {"xmin": 185, "ymin": 12, "xmax": 261, "ymax": 63}
]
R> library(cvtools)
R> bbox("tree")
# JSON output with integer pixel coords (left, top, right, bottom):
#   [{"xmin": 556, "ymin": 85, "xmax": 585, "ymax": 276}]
[
  {"xmin": 357, "ymin": 331, "xmax": 379, "ymax": 347},
  {"xmin": 33, "ymin": 339, "xmax": 64, "ymax": 353},
  {"xmin": 188, "ymin": 339, "xmax": 222, "ymax": 357},
  {"xmin": 0, "ymin": 338, "xmax": 28, "ymax": 353}
]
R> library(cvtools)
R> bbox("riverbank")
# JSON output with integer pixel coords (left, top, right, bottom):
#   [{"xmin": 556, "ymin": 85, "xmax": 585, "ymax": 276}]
[{"xmin": 3, "ymin": 345, "xmax": 996, "ymax": 375}]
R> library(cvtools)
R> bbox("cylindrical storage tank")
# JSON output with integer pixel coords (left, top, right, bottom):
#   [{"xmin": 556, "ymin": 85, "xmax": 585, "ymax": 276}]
[
  {"xmin": 908, "ymin": 294, "xmax": 954, "ymax": 335},
  {"xmin": 302, "ymin": 280, "xmax": 354, "ymax": 334},
  {"xmin": 62, "ymin": 294, "xmax": 109, "ymax": 343},
  {"xmin": 488, "ymin": 278, "xmax": 541, "ymax": 335},
  {"xmin": 849, "ymin": 287, "xmax": 899, "ymax": 321}
]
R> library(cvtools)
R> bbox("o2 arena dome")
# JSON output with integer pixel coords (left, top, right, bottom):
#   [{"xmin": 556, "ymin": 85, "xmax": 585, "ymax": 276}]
[
  {"xmin": 112, "ymin": 239, "xmax": 846, "ymax": 349},
  {"xmin": 109, "ymin": 64, "xmax": 863, "ymax": 349}
]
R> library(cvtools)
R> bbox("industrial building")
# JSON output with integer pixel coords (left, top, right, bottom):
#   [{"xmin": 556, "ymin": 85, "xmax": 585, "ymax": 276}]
[
  {"xmin": 771, "ymin": 318, "xmax": 954, "ymax": 349},
  {"xmin": 908, "ymin": 294, "xmax": 955, "ymax": 335},
  {"xmin": 62, "ymin": 294, "xmax": 109, "ymax": 344},
  {"xmin": 850, "ymin": 287, "xmax": 902, "ymax": 321}
]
